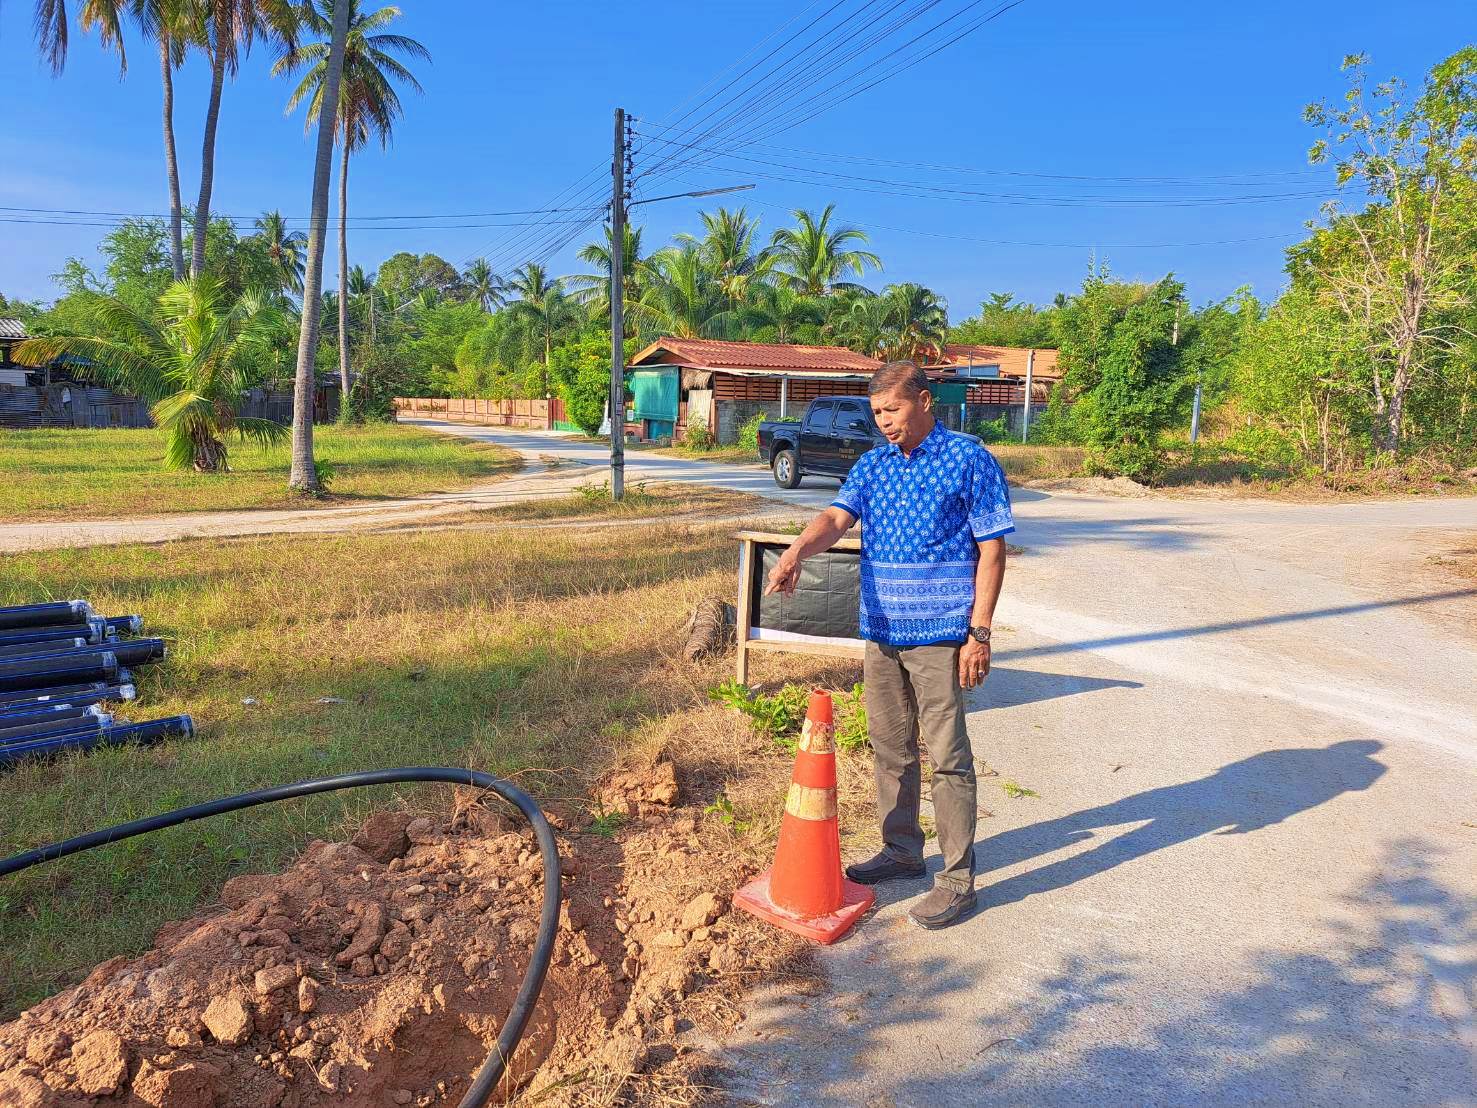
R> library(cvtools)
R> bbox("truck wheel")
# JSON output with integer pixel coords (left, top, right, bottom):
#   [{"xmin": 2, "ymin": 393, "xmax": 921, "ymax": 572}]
[{"xmin": 773, "ymin": 449, "xmax": 801, "ymax": 489}]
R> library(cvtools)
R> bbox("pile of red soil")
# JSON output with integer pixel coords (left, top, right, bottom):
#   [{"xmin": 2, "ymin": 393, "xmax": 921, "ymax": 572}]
[{"xmin": 0, "ymin": 762, "xmax": 779, "ymax": 1107}]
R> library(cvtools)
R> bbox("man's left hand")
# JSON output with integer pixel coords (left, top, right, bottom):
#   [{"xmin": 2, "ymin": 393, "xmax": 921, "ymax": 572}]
[{"xmin": 959, "ymin": 638, "xmax": 991, "ymax": 689}]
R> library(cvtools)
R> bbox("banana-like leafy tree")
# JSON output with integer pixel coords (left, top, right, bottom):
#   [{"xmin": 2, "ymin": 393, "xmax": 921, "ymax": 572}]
[{"xmin": 16, "ymin": 275, "xmax": 288, "ymax": 472}]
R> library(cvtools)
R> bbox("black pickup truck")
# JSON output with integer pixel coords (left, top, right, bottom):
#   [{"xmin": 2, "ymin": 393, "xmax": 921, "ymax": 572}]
[{"xmin": 756, "ymin": 396, "xmax": 885, "ymax": 489}]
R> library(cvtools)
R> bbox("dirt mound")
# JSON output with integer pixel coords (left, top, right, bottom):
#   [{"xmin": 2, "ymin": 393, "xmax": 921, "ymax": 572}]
[{"xmin": 0, "ymin": 763, "xmax": 787, "ymax": 1107}]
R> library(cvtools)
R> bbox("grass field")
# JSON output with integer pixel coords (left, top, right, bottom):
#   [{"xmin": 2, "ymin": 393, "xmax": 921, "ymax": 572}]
[
  {"xmin": 0, "ymin": 523, "xmax": 740, "ymax": 1016},
  {"xmin": 476, "ymin": 481, "xmax": 767, "ymax": 522},
  {"xmin": 0, "ymin": 423, "xmax": 521, "ymax": 521}
]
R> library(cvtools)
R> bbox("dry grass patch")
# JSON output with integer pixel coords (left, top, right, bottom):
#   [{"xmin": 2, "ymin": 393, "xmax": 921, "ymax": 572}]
[
  {"xmin": 986, "ymin": 444, "xmax": 1086, "ymax": 481},
  {"xmin": 0, "ymin": 521, "xmax": 738, "ymax": 1015},
  {"xmin": 472, "ymin": 481, "xmax": 768, "ymax": 523},
  {"xmin": 0, "ymin": 423, "xmax": 521, "ymax": 521}
]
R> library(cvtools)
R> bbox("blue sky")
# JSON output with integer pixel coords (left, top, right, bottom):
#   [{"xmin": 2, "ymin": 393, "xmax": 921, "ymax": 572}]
[{"xmin": 2, "ymin": 1, "xmax": 1472, "ymax": 318}]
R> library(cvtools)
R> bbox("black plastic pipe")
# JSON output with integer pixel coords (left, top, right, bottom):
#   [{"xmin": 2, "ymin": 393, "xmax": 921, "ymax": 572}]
[
  {"xmin": 0, "ymin": 682, "xmax": 135, "ymax": 711},
  {"xmin": 0, "ymin": 600, "xmax": 92, "ymax": 632},
  {"xmin": 0, "ymin": 713, "xmax": 108, "ymax": 747},
  {"xmin": 0, "ymin": 620, "xmax": 107, "ymax": 649},
  {"xmin": 0, "ymin": 702, "xmax": 100, "ymax": 724},
  {"xmin": 0, "ymin": 767, "xmax": 560, "ymax": 1108},
  {"xmin": 0, "ymin": 716, "xmax": 185, "ymax": 767},
  {"xmin": 0, "ymin": 707, "xmax": 106, "ymax": 742},
  {"xmin": 20, "ymin": 640, "xmax": 167, "ymax": 670},
  {"xmin": 0, "ymin": 715, "xmax": 190, "ymax": 768},
  {"xmin": 103, "ymin": 616, "xmax": 144, "ymax": 637},
  {"xmin": 0, "ymin": 637, "xmax": 90, "ymax": 661},
  {"xmin": 0, "ymin": 651, "xmax": 117, "ymax": 692}
]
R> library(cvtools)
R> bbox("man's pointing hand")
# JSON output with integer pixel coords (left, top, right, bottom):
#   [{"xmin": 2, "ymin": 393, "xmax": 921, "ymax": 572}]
[{"xmin": 766, "ymin": 554, "xmax": 800, "ymax": 597}]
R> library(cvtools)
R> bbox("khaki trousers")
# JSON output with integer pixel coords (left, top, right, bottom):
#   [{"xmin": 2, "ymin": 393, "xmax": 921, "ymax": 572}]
[{"xmin": 864, "ymin": 640, "xmax": 977, "ymax": 893}]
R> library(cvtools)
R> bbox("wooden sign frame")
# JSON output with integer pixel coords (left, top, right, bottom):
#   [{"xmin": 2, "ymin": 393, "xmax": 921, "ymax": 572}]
[{"xmin": 734, "ymin": 530, "xmax": 866, "ymax": 684}]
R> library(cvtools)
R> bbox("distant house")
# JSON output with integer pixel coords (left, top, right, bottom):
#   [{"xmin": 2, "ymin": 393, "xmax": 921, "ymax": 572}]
[
  {"xmin": 626, "ymin": 337, "xmax": 885, "ymax": 445},
  {"xmin": 927, "ymin": 344, "xmax": 1061, "ymax": 433},
  {"xmin": 624, "ymin": 336, "xmax": 1060, "ymax": 444},
  {"xmin": 0, "ymin": 318, "xmax": 30, "ymax": 386}
]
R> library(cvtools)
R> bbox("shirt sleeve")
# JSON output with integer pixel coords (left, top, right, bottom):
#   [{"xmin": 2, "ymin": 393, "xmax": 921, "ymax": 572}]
[
  {"xmin": 967, "ymin": 448, "xmax": 1015, "ymax": 541},
  {"xmin": 830, "ymin": 453, "xmax": 869, "ymax": 520}
]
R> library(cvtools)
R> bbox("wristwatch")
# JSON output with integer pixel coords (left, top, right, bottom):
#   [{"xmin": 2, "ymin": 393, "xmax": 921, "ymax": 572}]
[{"xmin": 968, "ymin": 626, "xmax": 992, "ymax": 644}]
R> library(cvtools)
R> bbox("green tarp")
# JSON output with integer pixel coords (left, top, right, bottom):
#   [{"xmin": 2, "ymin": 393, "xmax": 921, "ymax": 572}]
[
  {"xmin": 629, "ymin": 367, "xmax": 679, "ymax": 423},
  {"xmin": 929, "ymin": 381, "xmax": 969, "ymax": 405}
]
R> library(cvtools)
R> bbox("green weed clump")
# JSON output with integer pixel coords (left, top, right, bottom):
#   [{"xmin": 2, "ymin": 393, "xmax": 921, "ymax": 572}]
[{"xmin": 709, "ymin": 679, "xmax": 870, "ymax": 754}]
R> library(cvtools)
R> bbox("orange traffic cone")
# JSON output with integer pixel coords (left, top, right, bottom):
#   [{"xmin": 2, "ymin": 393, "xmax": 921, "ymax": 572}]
[{"xmin": 733, "ymin": 689, "xmax": 875, "ymax": 944}]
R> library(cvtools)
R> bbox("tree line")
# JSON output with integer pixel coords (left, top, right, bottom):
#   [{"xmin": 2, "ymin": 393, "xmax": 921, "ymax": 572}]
[{"xmin": 5, "ymin": 31, "xmax": 1475, "ymax": 483}]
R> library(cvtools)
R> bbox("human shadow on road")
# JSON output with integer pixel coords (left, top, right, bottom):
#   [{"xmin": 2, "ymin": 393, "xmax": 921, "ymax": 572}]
[{"xmin": 972, "ymin": 740, "xmax": 1386, "ymax": 912}]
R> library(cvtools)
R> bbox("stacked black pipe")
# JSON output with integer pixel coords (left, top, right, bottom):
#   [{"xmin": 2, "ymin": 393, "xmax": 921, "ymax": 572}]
[{"xmin": 0, "ymin": 600, "xmax": 192, "ymax": 769}]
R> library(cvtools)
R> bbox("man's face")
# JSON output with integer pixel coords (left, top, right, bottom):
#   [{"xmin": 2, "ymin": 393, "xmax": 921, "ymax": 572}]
[{"xmin": 870, "ymin": 385, "xmax": 933, "ymax": 450}]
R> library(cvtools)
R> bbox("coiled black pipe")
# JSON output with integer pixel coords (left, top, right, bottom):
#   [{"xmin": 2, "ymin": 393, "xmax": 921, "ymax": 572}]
[{"xmin": 0, "ymin": 767, "xmax": 561, "ymax": 1108}]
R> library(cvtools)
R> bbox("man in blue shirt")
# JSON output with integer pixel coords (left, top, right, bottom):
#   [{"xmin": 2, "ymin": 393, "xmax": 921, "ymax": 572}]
[{"xmin": 766, "ymin": 361, "xmax": 1012, "ymax": 929}]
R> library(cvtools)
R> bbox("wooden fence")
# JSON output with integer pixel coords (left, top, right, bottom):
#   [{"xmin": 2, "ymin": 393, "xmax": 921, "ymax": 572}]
[{"xmin": 392, "ymin": 396, "xmax": 571, "ymax": 430}]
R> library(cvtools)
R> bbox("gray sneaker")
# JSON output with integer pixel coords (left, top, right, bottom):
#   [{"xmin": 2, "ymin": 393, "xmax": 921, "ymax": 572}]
[
  {"xmin": 908, "ymin": 886, "xmax": 977, "ymax": 930},
  {"xmin": 845, "ymin": 851, "xmax": 926, "ymax": 885}
]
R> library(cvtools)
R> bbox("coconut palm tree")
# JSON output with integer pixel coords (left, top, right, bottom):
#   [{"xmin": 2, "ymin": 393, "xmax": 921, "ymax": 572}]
[
  {"xmin": 743, "ymin": 282, "xmax": 824, "ymax": 344},
  {"xmin": 274, "ymin": 0, "xmax": 428, "ymax": 404},
  {"xmin": 633, "ymin": 244, "xmax": 728, "ymax": 340},
  {"xmin": 191, "ymin": 0, "xmax": 299, "ymax": 278},
  {"xmin": 347, "ymin": 262, "xmax": 380, "ymax": 344},
  {"xmin": 287, "ymin": 0, "xmax": 349, "ymax": 491},
  {"xmin": 15, "ymin": 275, "xmax": 287, "ymax": 471},
  {"xmin": 569, "ymin": 224, "xmax": 648, "ymax": 320},
  {"xmin": 768, "ymin": 204, "xmax": 881, "ymax": 297},
  {"xmin": 877, "ymin": 283, "xmax": 948, "ymax": 362},
  {"xmin": 23, "ymin": 0, "xmax": 194, "ymax": 277},
  {"xmin": 505, "ymin": 262, "xmax": 580, "ymax": 396},
  {"xmin": 682, "ymin": 206, "xmax": 772, "ymax": 308},
  {"xmin": 255, "ymin": 210, "xmax": 307, "ymax": 295},
  {"xmin": 463, "ymin": 258, "xmax": 506, "ymax": 313}
]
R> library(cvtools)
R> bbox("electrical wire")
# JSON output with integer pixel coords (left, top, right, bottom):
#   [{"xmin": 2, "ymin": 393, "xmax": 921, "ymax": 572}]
[{"xmin": 628, "ymin": 132, "xmax": 1332, "ymax": 206}]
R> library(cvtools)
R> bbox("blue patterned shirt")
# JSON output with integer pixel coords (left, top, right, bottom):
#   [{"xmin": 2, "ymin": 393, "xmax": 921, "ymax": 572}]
[{"xmin": 831, "ymin": 422, "xmax": 1014, "ymax": 647}]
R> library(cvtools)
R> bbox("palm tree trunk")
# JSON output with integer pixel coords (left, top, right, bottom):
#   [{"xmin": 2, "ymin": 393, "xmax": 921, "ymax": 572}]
[
  {"xmin": 288, "ymin": 0, "xmax": 351, "ymax": 491},
  {"xmin": 160, "ymin": 36, "xmax": 184, "ymax": 281},
  {"xmin": 338, "ymin": 139, "xmax": 351, "ymax": 410},
  {"xmin": 191, "ymin": 36, "xmax": 228, "ymax": 278}
]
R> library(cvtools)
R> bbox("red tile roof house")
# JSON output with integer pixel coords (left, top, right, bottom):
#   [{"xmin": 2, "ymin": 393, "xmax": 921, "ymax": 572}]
[{"xmin": 625, "ymin": 337, "xmax": 1060, "ymax": 445}]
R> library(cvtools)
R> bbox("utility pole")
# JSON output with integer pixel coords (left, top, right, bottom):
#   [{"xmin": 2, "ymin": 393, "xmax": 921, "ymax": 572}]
[
  {"xmin": 609, "ymin": 107, "xmax": 630, "ymax": 501},
  {"xmin": 1021, "ymin": 348, "xmax": 1035, "ymax": 443},
  {"xmin": 1173, "ymin": 303, "xmax": 1201, "ymax": 445}
]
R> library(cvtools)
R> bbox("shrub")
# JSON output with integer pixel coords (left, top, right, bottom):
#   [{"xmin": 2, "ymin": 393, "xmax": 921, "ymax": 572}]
[
  {"xmin": 738, "ymin": 413, "xmax": 766, "ymax": 454},
  {"xmin": 683, "ymin": 415, "xmax": 715, "ymax": 451},
  {"xmin": 969, "ymin": 415, "xmax": 1012, "ymax": 444}
]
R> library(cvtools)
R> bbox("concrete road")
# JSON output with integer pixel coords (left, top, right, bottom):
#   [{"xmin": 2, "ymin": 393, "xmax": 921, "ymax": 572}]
[{"xmin": 417, "ymin": 422, "xmax": 1477, "ymax": 1105}]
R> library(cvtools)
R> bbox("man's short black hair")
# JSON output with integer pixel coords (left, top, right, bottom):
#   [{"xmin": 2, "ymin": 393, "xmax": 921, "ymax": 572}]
[{"xmin": 868, "ymin": 360, "xmax": 930, "ymax": 399}]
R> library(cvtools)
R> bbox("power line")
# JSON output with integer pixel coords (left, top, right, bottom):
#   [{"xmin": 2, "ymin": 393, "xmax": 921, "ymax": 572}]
[
  {"xmin": 0, "ymin": 203, "xmax": 609, "ymax": 223},
  {"xmin": 700, "ymin": 186, "xmax": 1303, "ymax": 250},
  {"xmin": 631, "ymin": 132, "xmax": 1331, "ymax": 206},
  {"xmin": 637, "ymin": 0, "xmax": 1031, "ymax": 185},
  {"xmin": 628, "ymin": 121, "xmax": 1325, "ymax": 185}
]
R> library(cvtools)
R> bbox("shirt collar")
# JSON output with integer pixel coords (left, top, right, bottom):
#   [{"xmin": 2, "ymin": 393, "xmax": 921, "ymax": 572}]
[{"xmin": 888, "ymin": 419, "xmax": 947, "ymax": 458}]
